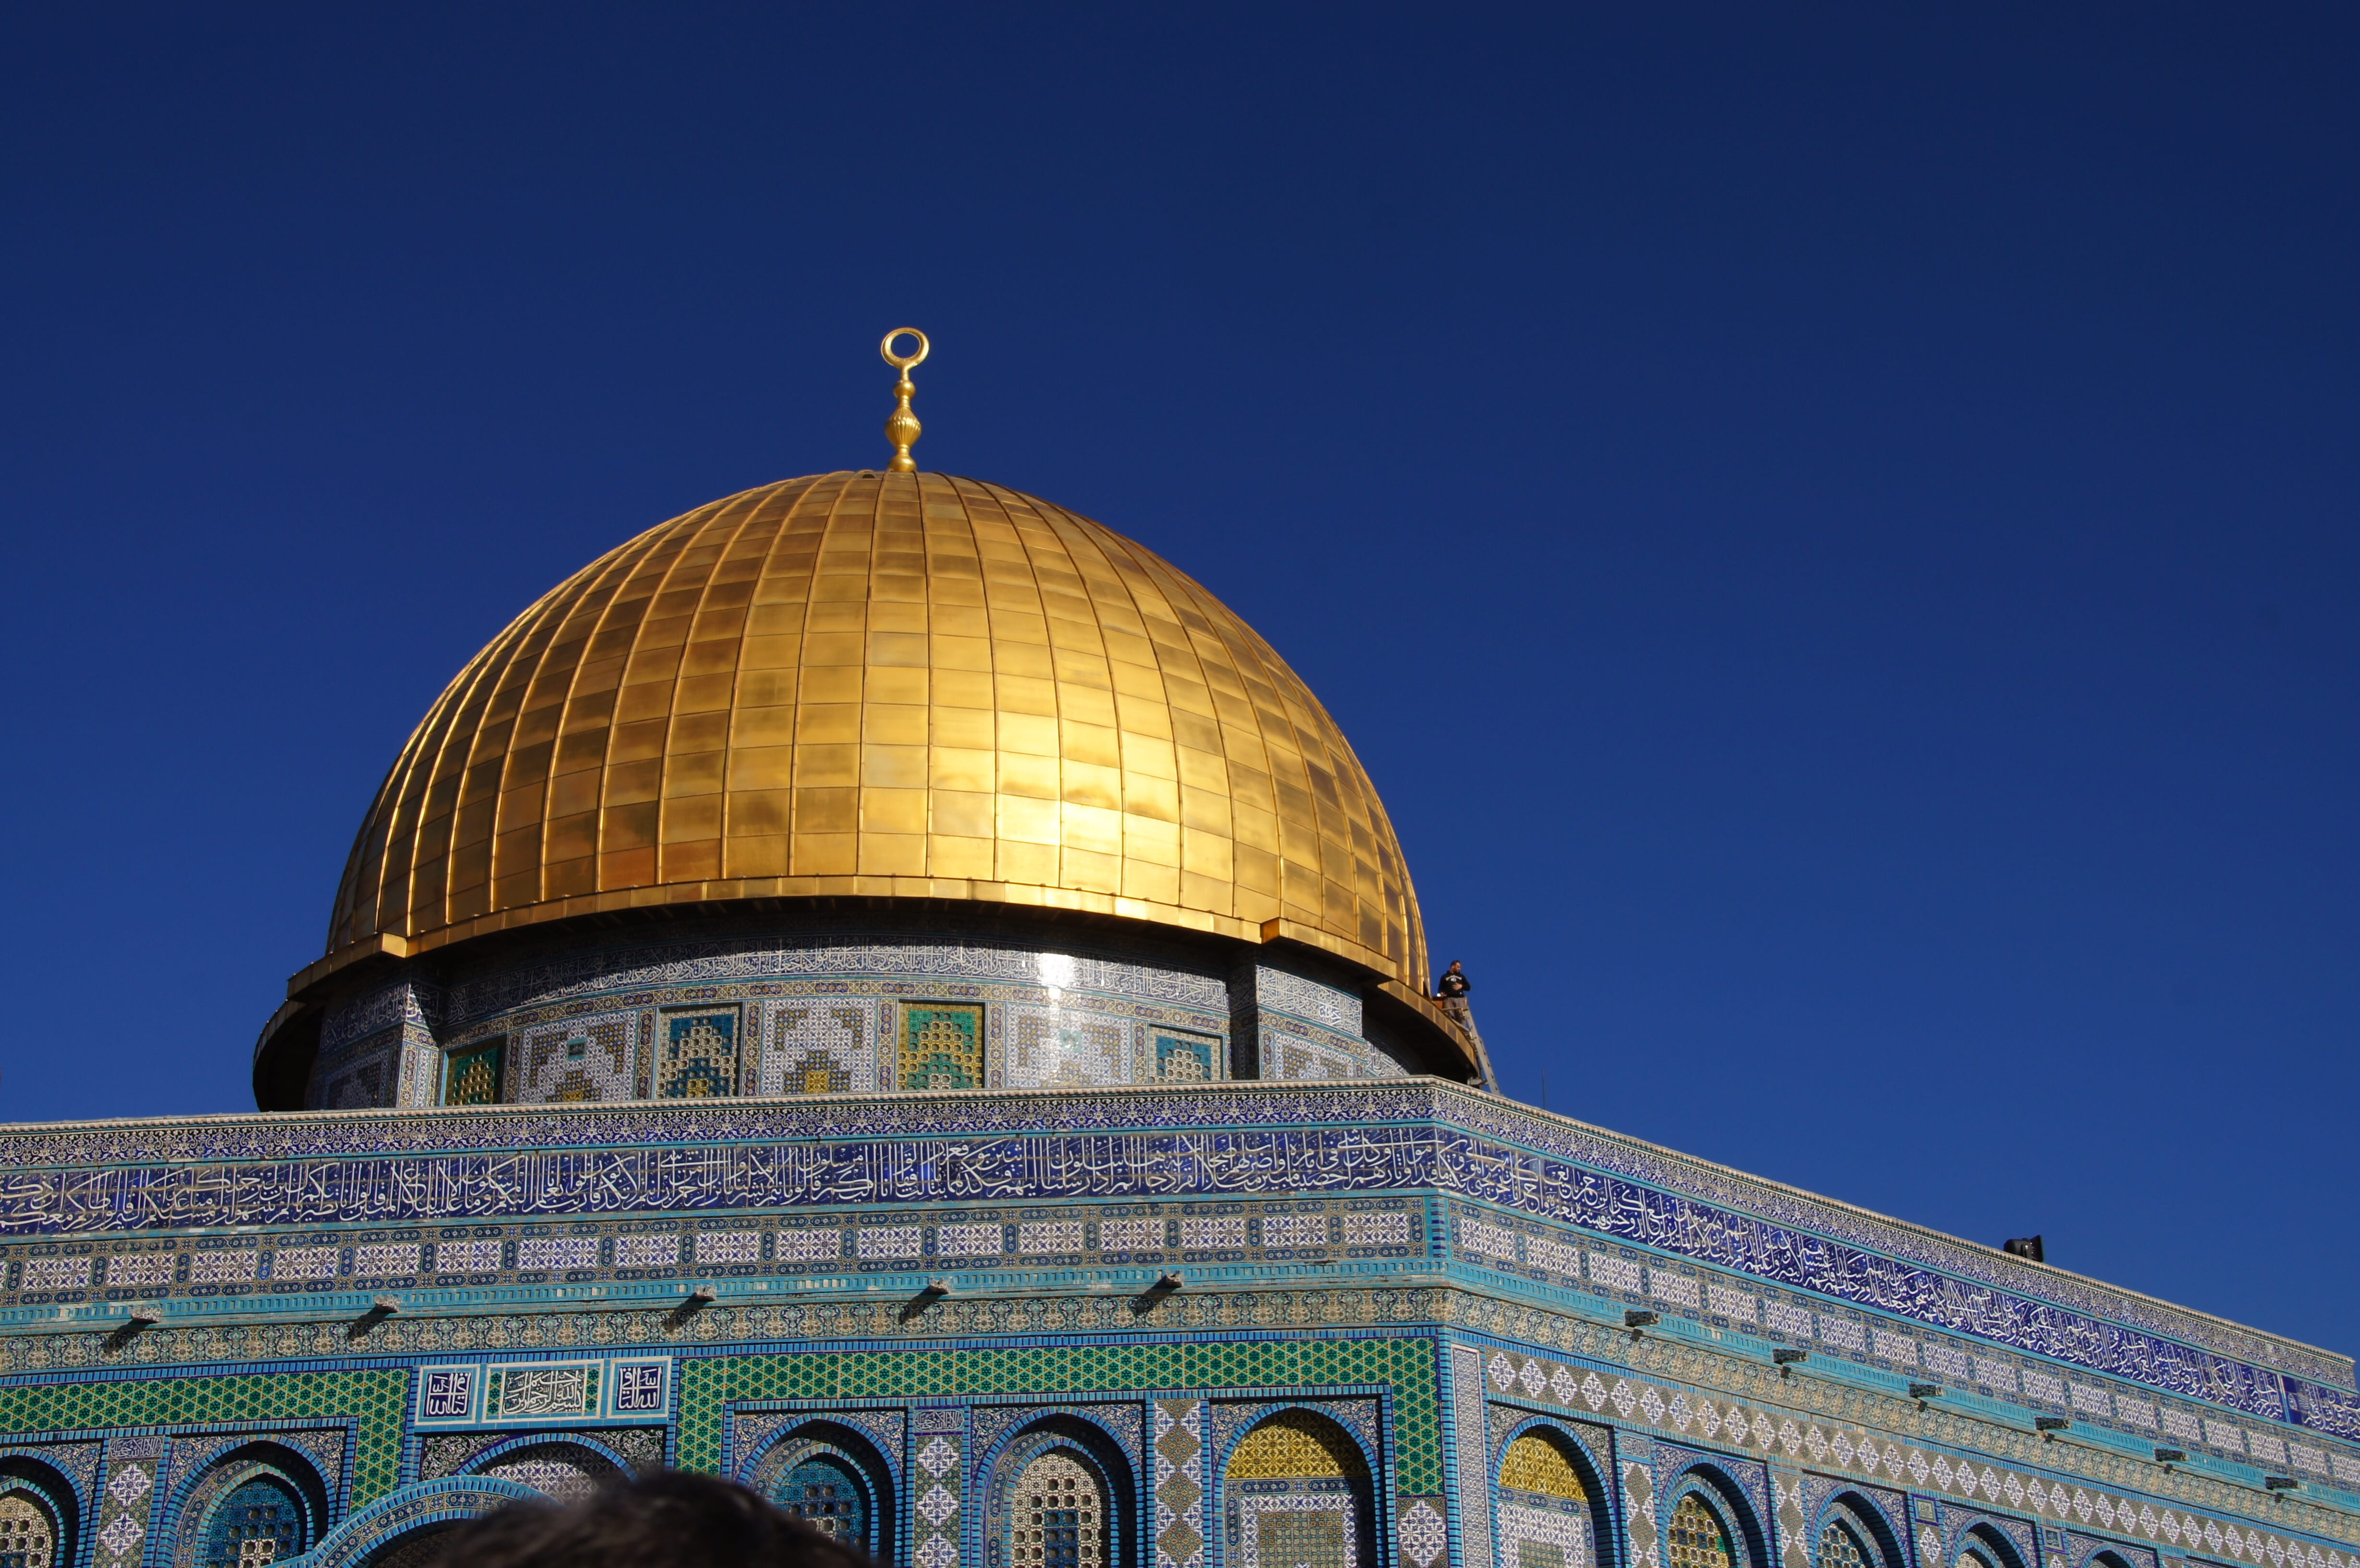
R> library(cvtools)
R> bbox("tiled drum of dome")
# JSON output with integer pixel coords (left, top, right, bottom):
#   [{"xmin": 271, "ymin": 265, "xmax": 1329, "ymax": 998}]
[
  {"xmin": 1497, "ymin": 1432, "xmax": 1593, "ymax": 1568},
  {"xmin": 659, "ymin": 1008, "xmax": 738, "ymax": 1097},
  {"xmin": 1226, "ymin": 1411, "xmax": 1369, "ymax": 1568},
  {"xmin": 900, "ymin": 1005, "xmax": 982, "ymax": 1090}
]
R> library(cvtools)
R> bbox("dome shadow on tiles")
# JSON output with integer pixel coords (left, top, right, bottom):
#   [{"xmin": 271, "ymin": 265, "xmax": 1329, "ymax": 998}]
[{"xmin": 256, "ymin": 469, "xmax": 1477, "ymax": 1110}]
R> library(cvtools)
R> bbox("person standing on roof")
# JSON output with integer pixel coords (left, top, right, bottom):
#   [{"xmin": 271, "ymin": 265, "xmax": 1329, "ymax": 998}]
[
  {"xmin": 1434, "ymin": 960, "xmax": 1473, "ymax": 1029},
  {"xmin": 1431, "ymin": 959, "xmax": 1499, "ymax": 1092}
]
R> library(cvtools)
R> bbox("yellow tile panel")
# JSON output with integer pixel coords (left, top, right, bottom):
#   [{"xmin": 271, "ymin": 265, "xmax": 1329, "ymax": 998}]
[{"xmin": 324, "ymin": 472, "xmax": 1427, "ymax": 991}]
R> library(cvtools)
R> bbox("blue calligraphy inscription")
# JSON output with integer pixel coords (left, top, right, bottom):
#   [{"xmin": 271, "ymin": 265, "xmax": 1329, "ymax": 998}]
[{"xmin": 0, "ymin": 1121, "xmax": 2316, "ymax": 1428}]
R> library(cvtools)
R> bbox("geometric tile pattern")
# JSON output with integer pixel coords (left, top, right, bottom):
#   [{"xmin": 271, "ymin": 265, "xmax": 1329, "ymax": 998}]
[
  {"xmin": 5, "ymin": 1081, "xmax": 2323, "ymax": 1438},
  {"xmin": 1398, "ymin": 1499, "xmax": 1448, "ymax": 1568},
  {"xmin": 1771, "ymin": 1471, "xmax": 1810, "ymax": 1568},
  {"xmin": 1153, "ymin": 1400, "xmax": 1206, "ymax": 1568},
  {"xmin": 1494, "ymin": 1446, "xmax": 1599, "ymax": 1568},
  {"xmin": 910, "ymin": 1417, "xmax": 964, "ymax": 1568},
  {"xmin": 1499, "ymin": 1501, "xmax": 1592, "ymax": 1568},
  {"xmin": 899, "ymin": 1005, "xmax": 984, "ymax": 1091},
  {"xmin": 1007, "ymin": 1009, "xmax": 1127, "ymax": 1089},
  {"xmin": 1450, "ymin": 1338, "xmax": 2354, "ymax": 1568},
  {"xmin": 92, "ymin": 1453, "xmax": 154, "ymax": 1565},
  {"xmin": 516, "ymin": 1014, "xmax": 639, "ymax": 1104},
  {"xmin": 1666, "ymin": 1494, "xmax": 1732, "ymax": 1568},
  {"xmin": 441, "ymin": 1039, "xmax": 504, "ymax": 1106},
  {"xmin": 1232, "ymin": 1493, "xmax": 1359, "ymax": 1568},
  {"xmin": 0, "ymin": 1372, "xmax": 407, "ymax": 1505},
  {"xmin": 1622, "ymin": 1461, "xmax": 1659, "ymax": 1568},
  {"xmin": 676, "ymin": 1341, "xmax": 1443, "ymax": 1493},
  {"xmin": 761, "ymin": 1002, "xmax": 879, "ymax": 1096},
  {"xmin": 1225, "ymin": 1407, "xmax": 1371, "ymax": 1568},
  {"xmin": 1453, "ymin": 1346, "xmax": 1496, "ymax": 1568},
  {"xmin": 1150, "ymin": 1030, "xmax": 1219, "ymax": 1084},
  {"xmin": 657, "ymin": 1009, "xmax": 740, "ymax": 1099},
  {"xmin": 1, "ymin": 1493, "xmax": 56, "ymax": 1568}
]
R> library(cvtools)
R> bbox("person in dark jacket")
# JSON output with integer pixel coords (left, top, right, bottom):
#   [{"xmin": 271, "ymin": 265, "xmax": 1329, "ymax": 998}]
[
  {"xmin": 1432, "ymin": 960, "xmax": 1500, "ymax": 1093},
  {"xmin": 1435, "ymin": 960, "xmax": 1472, "ymax": 1025}
]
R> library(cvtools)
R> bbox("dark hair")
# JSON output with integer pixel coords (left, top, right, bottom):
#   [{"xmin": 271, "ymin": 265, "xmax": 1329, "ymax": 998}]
[{"xmin": 435, "ymin": 1470, "xmax": 878, "ymax": 1568}]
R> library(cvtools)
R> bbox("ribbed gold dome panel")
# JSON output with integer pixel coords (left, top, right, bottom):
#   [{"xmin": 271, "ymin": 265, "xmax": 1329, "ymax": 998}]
[{"xmin": 327, "ymin": 471, "xmax": 1429, "ymax": 985}]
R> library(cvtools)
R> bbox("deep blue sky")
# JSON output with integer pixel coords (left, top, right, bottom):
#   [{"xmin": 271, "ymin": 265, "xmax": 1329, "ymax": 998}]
[{"xmin": 3, "ymin": 6, "xmax": 2355, "ymax": 1358}]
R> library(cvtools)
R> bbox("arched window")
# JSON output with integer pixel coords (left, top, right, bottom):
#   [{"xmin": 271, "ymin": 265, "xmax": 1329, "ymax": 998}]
[
  {"xmin": 1010, "ymin": 1451, "xmax": 1106, "ymax": 1568},
  {"xmin": 1497, "ymin": 1430, "xmax": 1593, "ymax": 1568},
  {"xmin": 776, "ymin": 1453, "xmax": 871, "ymax": 1548},
  {"xmin": 1818, "ymin": 1518, "xmax": 1875, "ymax": 1568},
  {"xmin": 1667, "ymin": 1494, "xmax": 1734, "ymax": 1568},
  {"xmin": 202, "ymin": 1476, "xmax": 307, "ymax": 1568},
  {"xmin": 0, "ymin": 1492, "xmax": 56, "ymax": 1568},
  {"xmin": 477, "ymin": 1442, "xmax": 620, "ymax": 1503},
  {"xmin": 1225, "ymin": 1409, "xmax": 1371, "ymax": 1568},
  {"xmin": 1960, "ymin": 1551, "xmax": 1995, "ymax": 1568}
]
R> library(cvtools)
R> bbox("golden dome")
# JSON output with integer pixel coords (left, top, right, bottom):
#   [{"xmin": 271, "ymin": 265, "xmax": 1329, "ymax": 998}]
[{"xmin": 322, "ymin": 470, "xmax": 1432, "ymax": 990}]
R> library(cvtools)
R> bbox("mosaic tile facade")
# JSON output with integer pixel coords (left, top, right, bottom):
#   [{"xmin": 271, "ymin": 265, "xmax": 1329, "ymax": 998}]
[
  {"xmin": 298, "ymin": 921, "xmax": 1465, "ymax": 1110},
  {"xmin": 0, "ymin": 1076, "xmax": 2355, "ymax": 1568},
  {"xmin": 7, "ymin": 1082, "xmax": 2342, "ymax": 1455}
]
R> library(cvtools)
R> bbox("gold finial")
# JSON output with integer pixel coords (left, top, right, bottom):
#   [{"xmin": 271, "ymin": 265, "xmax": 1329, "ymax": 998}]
[{"xmin": 881, "ymin": 328, "xmax": 929, "ymax": 473}]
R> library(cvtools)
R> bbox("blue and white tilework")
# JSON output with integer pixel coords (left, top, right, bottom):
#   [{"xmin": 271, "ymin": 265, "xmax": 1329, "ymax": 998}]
[
  {"xmin": 1005, "ymin": 1005, "xmax": 1129, "ymax": 1089},
  {"xmin": 2, "ymin": 1079, "xmax": 2355, "ymax": 1472},
  {"xmin": 1453, "ymin": 1344, "xmax": 1496, "ymax": 1568},
  {"xmin": 318, "ymin": 928, "xmax": 1249, "ymax": 1108},
  {"xmin": 514, "ymin": 1012, "xmax": 640, "ymax": 1103},
  {"xmin": 757, "ymin": 998, "xmax": 882, "ymax": 1095}
]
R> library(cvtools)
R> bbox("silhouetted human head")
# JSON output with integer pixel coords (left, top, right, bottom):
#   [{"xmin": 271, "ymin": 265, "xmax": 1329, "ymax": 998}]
[
  {"xmin": 437, "ymin": 1470, "xmax": 877, "ymax": 1568},
  {"xmin": 1447, "ymin": 960, "xmax": 1462, "ymax": 971}
]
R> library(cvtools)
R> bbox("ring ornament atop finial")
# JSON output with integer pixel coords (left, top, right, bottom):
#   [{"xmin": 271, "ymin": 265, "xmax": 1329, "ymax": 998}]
[{"xmin": 881, "ymin": 327, "xmax": 928, "ymax": 472}]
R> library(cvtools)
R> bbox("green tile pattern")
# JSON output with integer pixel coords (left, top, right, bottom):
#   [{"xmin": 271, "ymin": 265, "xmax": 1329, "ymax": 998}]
[
  {"xmin": 0, "ymin": 1371, "xmax": 408, "ymax": 1502},
  {"xmin": 680, "ymin": 1338, "xmax": 1442, "ymax": 1490}
]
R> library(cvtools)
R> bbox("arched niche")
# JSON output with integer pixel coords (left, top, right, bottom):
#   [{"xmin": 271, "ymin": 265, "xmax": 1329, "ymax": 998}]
[
  {"xmin": 985, "ymin": 1416, "xmax": 1138, "ymax": 1568},
  {"xmin": 1957, "ymin": 1522, "xmax": 2031, "ymax": 1568},
  {"xmin": 0, "ymin": 1470, "xmax": 73, "ymax": 1568},
  {"xmin": 304, "ymin": 1477, "xmax": 541, "ymax": 1568},
  {"xmin": 1661, "ymin": 1468, "xmax": 1767, "ymax": 1568},
  {"xmin": 744, "ymin": 1422, "xmax": 896, "ymax": 1558},
  {"xmin": 460, "ymin": 1438, "xmax": 624, "ymax": 1504},
  {"xmin": 1811, "ymin": 1492, "xmax": 1905, "ymax": 1568},
  {"xmin": 171, "ymin": 1444, "xmax": 331, "ymax": 1568},
  {"xmin": 1494, "ymin": 1422, "xmax": 1610, "ymax": 1568},
  {"xmin": 1221, "ymin": 1408, "xmax": 1377, "ymax": 1568}
]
